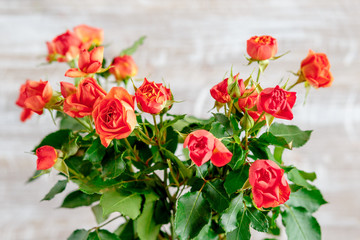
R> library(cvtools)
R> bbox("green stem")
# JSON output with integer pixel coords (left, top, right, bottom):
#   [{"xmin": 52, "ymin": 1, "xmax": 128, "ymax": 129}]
[
  {"xmin": 74, "ymin": 117, "xmax": 92, "ymax": 131},
  {"xmin": 256, "ymin": 67, "xmax": 261, "ymax": 83},
  {"xmin": 227, "ymin": 101, "xmax": 233, "ymax": 118}
]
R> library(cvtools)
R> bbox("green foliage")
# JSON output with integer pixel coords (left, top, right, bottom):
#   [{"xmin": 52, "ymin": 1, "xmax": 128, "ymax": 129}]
[
  {"xmin": 203, "ymin": 179, "xmax": 230, "ymax": 213},
  {"xmin": 175, "ymin": 191, "xmax": 211, "ymax": 240},
  {"xmin": 42, "ymin": 179, "xmax": 67, "ymax": 201},
  {"xmin": 281, "ymin": 206, "xmax": 321, "ymax": 240},
  {"xmin": 220, "ymin": 193, "xmax": 244, "ymax": 233},
  {"xmin": 34, "ymin": 129, "xmax": 72, "ymax": 151},
  {"xmin": 269, "ymin": 123, "xmax": 312, "ymax": 148},
  {"xmin": 100, "ymin": 190, "xmax": 142, "ymax": 219},
  {"xmin": 61, "ymin": 190, "xmax": 101, "ymax": 208},
  {"xmin": 120, "ymin": 36, "xmax": 146, "ymax": 56},
  {"xmin": 84, "ymin": 137, "xmax": 107, "ymax": 164},
  {"xmin": 286, "ymin": 188, "xmax": 327, "ymax": 213},
  {"xmin": 87, "ymin": 230, "xmax": 120, "ymax": 240},
  {"xmin": 67, "ymin": 229, "xmax": 89, "ymax": 240}
]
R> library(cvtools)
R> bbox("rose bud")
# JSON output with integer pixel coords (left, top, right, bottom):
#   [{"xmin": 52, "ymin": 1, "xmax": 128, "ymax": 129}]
[
  {"xmin": 210, "ymin": 73, "xmax": 244, "ymax": 103},
  {"xmin": 249, "ymin": 159, "xmax": 290, "ymax": 208},
  {"xmin": 257, "ymin": 86, "xmax": 296, "ymax": 120},
  {"xmin": 36, "ymin": 145, "xmax": 58, "ymax": 170},
  {"xmin": 92, "ymin": 87, "xmax": 137, "ymax": 147},
  {"xmin": 62, "ymin": 77, "xmax": 107, "ymax": 118},
  {"xmin": 109, "ymin": 55, "xmax": 138, "ymax": 82},
  {"xmin": 135, "ymin": 78, "xmax": 172, "ymax": 114},
  {"xmin": 65, "ymin": 46, "xmax": 104, "ymax": 78},
  {"xmin": 247, "ymin": 35, "xmax": 278, "ymax": 61},
  {"xmin": 237, "ymin": 87, "xmax": 264, "ymax": 122},
  {"xmin": 16, "ymin": 80, "xmax": 53, "ymax": 122},
  {"xmin": 74, "ymin": 24, "xmax": 104, "ymax": 49},
  {"xmin": 46, "ymin": 30, "xmax": 82, "ymax": 62},
  {"xmin": 300, "ymin": 49, "xmax": 333, "ymax": 88},
  {"xmin": 183, "ymin": 130, "xmax": 232, "ymax": 167}
]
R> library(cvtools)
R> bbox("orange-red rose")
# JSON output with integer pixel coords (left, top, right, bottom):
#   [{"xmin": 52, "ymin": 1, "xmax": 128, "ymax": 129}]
[
  {"xmin": 183, "ymin": 130, "xmax": 232, "ymax": 167},
  {"xmin": 109, "ymin": 55, "xmax": 138, "ymax": 81},
  {"xmin": 46, "ymin": 30, "xmax": 82, "ymax": 62},
  {"xmin": 74, "ymin": 24, "xmax": 104, "ymax": 48},
  {"xmin": 300, "ymin": 49, "xmax": 333, "ymax": 88},
  {"xmin": 257, "ymin": 86, "xmax": 296, "ymax": 120},
  {"xmin": 210, "ymin": 74, "xmax": 244, "ymax": 103},
  {"xmin": 92, "ymin": 87, "xmax": 137, "ymax": 147},
  {"xmin": 65, "ymin": 46, "xmax": 104, "ymax": 78},
  {"xmin": 62, "ymin": 77, "xmax": 106, "ymax": 118},
  {"xmin": 36, "ymin": 145, "xmax": 58, "ymax": 170},
  {"xmin": 135, "ymin": 78, "xmax": 172, "ymax": 114},
  {"xmin": 16, "ymin": 80, "xmax": 53, "ymax": 122},
  {"xmin": 247, "ymin": 35, "xmax": 277, "ymax": 61},
  {"xmin": 237, "ymin": 88, "xmax": 265, "ymax": 122},
  {"xmin": 249, "ymin": 160, "xmax": 290, "ymax": 208}
]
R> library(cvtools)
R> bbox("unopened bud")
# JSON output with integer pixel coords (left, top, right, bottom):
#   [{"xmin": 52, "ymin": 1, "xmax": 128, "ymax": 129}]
[{"xmin": 240, "ymin": 112, "xmax": 254, "ymax": 130}]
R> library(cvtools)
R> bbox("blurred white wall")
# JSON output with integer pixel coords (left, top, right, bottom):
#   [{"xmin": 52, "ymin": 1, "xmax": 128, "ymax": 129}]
[{"xmin": 1, "ymin": 0, "xmax": 359, "ymax": 239}]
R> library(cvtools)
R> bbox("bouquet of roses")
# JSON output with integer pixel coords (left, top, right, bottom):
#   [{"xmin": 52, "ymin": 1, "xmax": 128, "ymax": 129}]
[{"xmin": 17, "ymin": 25, "xmax": 332, "ymax": 240}]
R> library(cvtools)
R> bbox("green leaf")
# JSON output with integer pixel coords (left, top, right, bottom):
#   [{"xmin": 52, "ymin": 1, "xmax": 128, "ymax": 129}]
[
  {"xmin": 101, "ymin": 152, "xmax": 126, "ymax": 179},
  {"xmin": 193, "ymin": 219, "xmax": 218, "ymax": 240},
  {"xmin": 269, "ymin": 123, "xmax": 312, "ymax": 148},
  {"xmin": 153, "ymin": 199, "xmax": 171, "ymax": 225},
  {"xmin": 203, "ymin": 179, "xmax": 230, "ymax": 213},
  {"xmin": 67, "ymin": 229, "xmax": 89, "ymax": 240},
  {"xmin": 61, "ymin": 190, "xmax": 100, "ymax": 208},
  {"xmin": 53, "ymin": 158, "xmax": 69, "ymax": 177},
  {"xmin": 228, "ymin": 143, "xmax": 246, "ymax": 170},
  {"xmin": 27, "ymin": 169, "xmax": 50, "ymax": 183},
  {"xmin": 175, "ymin": 191, "xmax": 211, "ymax": 240},
  {"xmin": 119, "ymin": 36, "xmax": 146, "ymax": 56},
  {"xmin": 161, "ymin": 147, "xmax": 193, "ymax": 180},
  {"xmin": 286, "ymin": 189, "xmax": 327, "ymax": 213},
  {"xmin": 273, "ymin": 146, "xmax": 284, "ymax": 164},
  {"xmin": 287, "ymin": 168, "xmax": 315, "ymax": 190},
  {"xmin": 62, "ymin": 134, "xmax": 79, "ymax": 157},
  {"xmin": 210, "ymin": 122, "xmax": 228, "ymax": 138},
  {"xmin": 226, "ymin": 207, "xmax": 251, "ymax": 240},
  {"xmin": 60, "ymin": 115, "xmax": 85, "ymax": 131},
  {"xmin": 281, "ymin": 206, "xmax": 321, "ymax": 240},
  {"xmin": 224, "ymin": 165, "xmax": 249, "ymax": 195},
  {"xmin": 91, "ymin": 204, "xmax": 109, "ymax": 224},
  {"xmin": 299, "ymin": 170, "xmax": 317, "ymax": 181},
  {"xmin": 42, "ymin": 179, "xmax": 67, "ymax": 201},
  {"xmin": 259, "ymin": 132, "xmax": 292, "ymax": 149},
  {"xmin": 136, "ymin": 192, "xmax": 161, "ymax": 240},
  {"xmin": 114, "ymin": 220, "xmax": 134, "ymax": 239},
  {"xmin": 246, "ymin": 207, "xmax": 269, "ymax": 232},
  {"xmin": 220, "ymin": 193, "xmax": 244, "ymax": 233},
  {"xmin": 84, "ymin": 137, "xmax": 107, "ymax": 164},
  {"xmin": 100, "ymin": 190, "xmax": 142, "ymax": 219},
  {"xmin": 87, "ymin": 230, "xmax": 120, "ymax": 240},
  {"xmin": 34, "ymin": 129, "xmax": 72, "ymax": 151},
  {"xmin": 164, "ymin": 126, "xmax": 179, "ymax": 153}
]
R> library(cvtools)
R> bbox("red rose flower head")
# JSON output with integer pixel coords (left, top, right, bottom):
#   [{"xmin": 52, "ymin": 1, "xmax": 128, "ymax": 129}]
[
  {"xmin": 301, "ymin": 49, "xmax": 333, "ymax": 88},
  {"xmin": 16, "ymin": 79, "xmax": 53, "ymax": 122},
  {"xmin": 249, "ymin": 160, "xmax": 290, "ymax": 208},
  {"xmin": 183, "ymin": 130, "xmax": 232, "ymax": 167},
  {"xmin": 36, "ymin": 145, "xmax": 58, "ymax": 170},
  {"xmin": 109, "ymin": 55, "xmax": 138, "ymax": 82},
  {"xmin": 135, "ymin": 78, "xmax": 172, "ymax": 114},
  {"xmin": 257, "ymin": 86, "xmax": 296, "ymax": 120},
  {"xmin": 247, "ymin": 35, "xmax": 278, "ymax": 61}
]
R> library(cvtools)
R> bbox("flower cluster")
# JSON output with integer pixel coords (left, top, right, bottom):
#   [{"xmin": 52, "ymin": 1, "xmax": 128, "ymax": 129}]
[{"xmin": 18, "ymin": 29, "xmax": 331, "ymax": 240}]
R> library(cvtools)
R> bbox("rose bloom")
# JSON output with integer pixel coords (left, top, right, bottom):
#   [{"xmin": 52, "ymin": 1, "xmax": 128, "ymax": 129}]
[
  {"xmin": 36, "ymin": 145, "xmax": 58, "ymax": 170},
  {"xmin": 16, "ymin": 80, "xmax": 53, "ymax": 122},
  {"xmin": 257, "ymin": 86, "xmax": 296, "ymax": 120},
  {"xmin": 109, "ymin": 55, "xmax": 138, "ymax": 81},
  {"xmin": 62, "ymin": 77, "xmax": 107, "ymax": 118},
  {"xmin": 65, "ymin": 46, "xmax": 104, "ymax": 78},
  {"xmin": 249, "ymin": 160, "xmax": 290, "ymax": 208},
  {"xmin": 92, "ymin": 87, "xmax": 137, "ymax": 147},
  {"xmin": 301, "ymin": 49, "xmax": 333, "ymax": 88},
  {"xmin": 210, "ymin": 74, "xmax": 244, "ymax": 103},
  {"xmin": 74, "ymin": 24, "xmax": 104, "ymax": 48},
  {"xmin": 247, "ymin": 35, "xmax": 277, "ymax": 61},
  {"xmin": 135, "ymin": 78, "xmax": 172, "ymax": 114},
  {"xmin": 183, "ymin": 130, "xmax": 232, "ymax": 167},
  {"xmin": 46, "ymin": 30, "xmax": 82, "ymax": 62}
]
